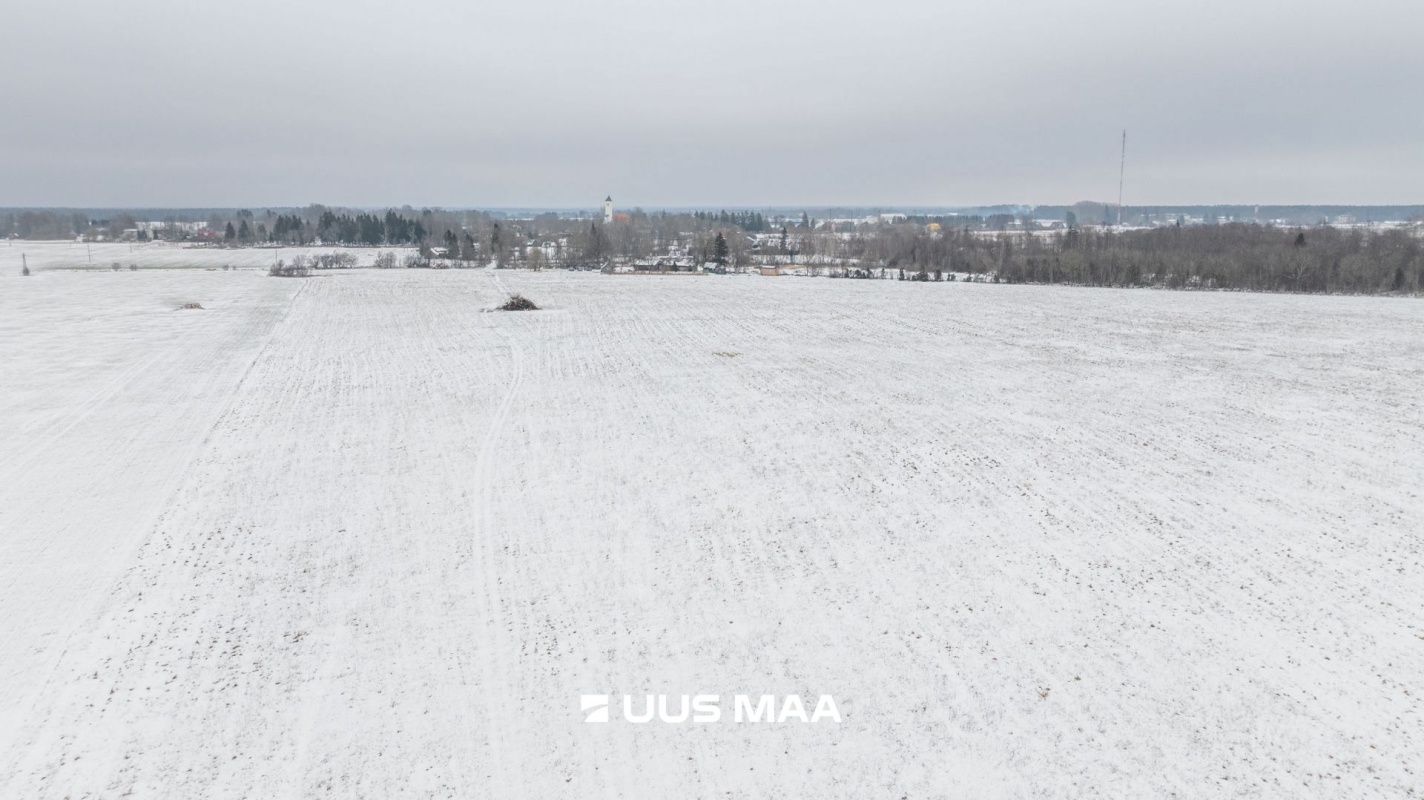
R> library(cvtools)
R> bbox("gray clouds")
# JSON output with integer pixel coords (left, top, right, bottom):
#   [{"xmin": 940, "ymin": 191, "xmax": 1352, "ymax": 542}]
[{"xmin": 2, "ymin": 0, "xmax": 1421, "ymax": 206}]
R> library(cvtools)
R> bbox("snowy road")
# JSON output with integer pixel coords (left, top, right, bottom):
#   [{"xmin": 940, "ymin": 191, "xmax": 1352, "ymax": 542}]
[{"xmin": 2, "ymin": 269, "xmax": 1421, "ymax": 798}]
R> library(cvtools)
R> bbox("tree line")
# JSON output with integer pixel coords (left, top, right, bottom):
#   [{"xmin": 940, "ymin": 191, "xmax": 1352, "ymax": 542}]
[
  {"xmin": 691, "ymin": 210, "xmax": 771, "ymax": 232},
  {"xmin": 839, "ymin": 224, "xmax": 1423, "ymax": 294},
  {"xmin": 257, "ymin": 210, "xmax": 429, "ymax": 246}
]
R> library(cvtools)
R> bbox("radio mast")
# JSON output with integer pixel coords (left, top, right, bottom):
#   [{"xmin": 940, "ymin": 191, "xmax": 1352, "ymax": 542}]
[{"xmin": 1117, "ymin": 130, "xmax": 1127, "ymax": 227}]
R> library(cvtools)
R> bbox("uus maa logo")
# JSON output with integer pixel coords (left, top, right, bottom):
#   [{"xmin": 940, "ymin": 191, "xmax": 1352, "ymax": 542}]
[{"xmin": 581, "ymin": 694, "xmax": 841, "ymax": 724}]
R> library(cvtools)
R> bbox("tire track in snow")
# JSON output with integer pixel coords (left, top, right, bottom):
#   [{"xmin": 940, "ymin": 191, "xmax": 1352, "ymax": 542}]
[{"xmin": 468, "ymin": 268, "xmax": 527, "ymax": 793}]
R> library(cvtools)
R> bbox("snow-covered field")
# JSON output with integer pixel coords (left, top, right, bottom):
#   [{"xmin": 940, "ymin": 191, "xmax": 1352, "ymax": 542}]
[
  {"xmin": 1, "ymin": 239, "xmax": 414, "ymax": 272},
  {"xmin": 1, "ymin": 268, "xmax": 1421, "ymax": 798}
]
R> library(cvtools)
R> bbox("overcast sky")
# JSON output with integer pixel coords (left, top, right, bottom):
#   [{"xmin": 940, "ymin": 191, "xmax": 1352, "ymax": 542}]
[{"xmin": 2, "ymin": 0, "xmax": 1421, "ymax": 208}]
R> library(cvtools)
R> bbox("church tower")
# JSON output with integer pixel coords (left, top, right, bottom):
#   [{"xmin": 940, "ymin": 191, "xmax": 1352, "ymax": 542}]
[{"xmin": 603, "ymin": 196, "xmax": 614, "ymax": 225}]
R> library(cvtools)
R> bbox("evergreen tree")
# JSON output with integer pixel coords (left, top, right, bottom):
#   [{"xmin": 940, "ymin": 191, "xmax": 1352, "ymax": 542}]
[
  {"xmin": 224, "ymin": 222, "xmax": 236, "ymax": 241},
  {"xmin": 357, "ymin": 213, "xmax": 384, "ymax": 245},
  {"xmin": 714, "ymin": 232, "xmax": 728, "ymax": 265}
]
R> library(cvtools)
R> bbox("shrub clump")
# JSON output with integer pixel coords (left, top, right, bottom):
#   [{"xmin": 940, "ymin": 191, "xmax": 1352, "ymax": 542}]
[
  {"xmin": 269, "ymin": 259, "xmax": 311, "ymax": 277},
  {"xmin": 311, "ymin": 252, "xmax": 357, "ymax": 269},
  {"xmin": 499, "ymin": 294, "xmax": 539, "ymax": 311},
  {"xmin": 179, "ymin": 302, "xmax": 204, "ymax": 310}
]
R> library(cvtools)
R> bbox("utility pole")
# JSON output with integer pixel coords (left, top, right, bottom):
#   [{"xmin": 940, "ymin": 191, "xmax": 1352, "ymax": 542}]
[{"xmin": 1117, "ymin": 130, "xmax": 1127, "ymax": 227}]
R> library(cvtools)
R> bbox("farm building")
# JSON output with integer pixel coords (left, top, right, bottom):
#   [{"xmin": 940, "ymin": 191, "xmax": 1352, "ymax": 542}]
[{"xmin": 630, "ymin": 259, "xmax": 701, "ymax": 274}]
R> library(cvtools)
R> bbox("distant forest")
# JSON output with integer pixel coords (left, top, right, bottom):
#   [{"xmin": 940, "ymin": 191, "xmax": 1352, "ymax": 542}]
[{"xmin": 855, "ymin": 224, "xmax": 1424, "ymax": 295}]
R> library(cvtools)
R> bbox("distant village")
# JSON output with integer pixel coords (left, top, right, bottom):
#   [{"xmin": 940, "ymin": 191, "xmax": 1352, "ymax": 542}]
[{"xmin": 7, "ymin": 200, "xmax": 1423, "ymax": 247}]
